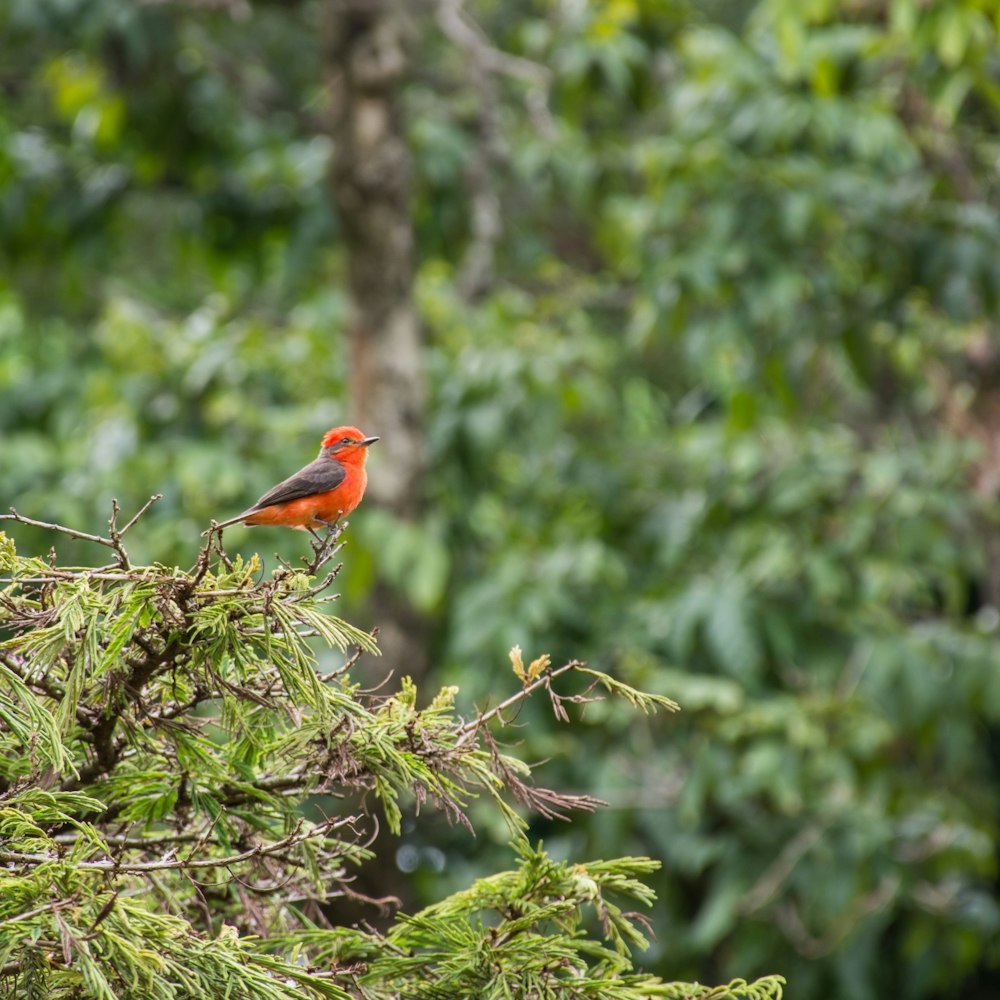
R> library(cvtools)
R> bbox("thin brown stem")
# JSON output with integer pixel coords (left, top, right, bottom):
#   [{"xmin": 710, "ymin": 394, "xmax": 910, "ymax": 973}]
[
  {"xmin": 107, "ymin": 498, "xmax": 131, "ymax": 568},
  {"xmin": 1, "ymin": 509, "xmax": 116, "ymax": 550},
  {"xmin": 119, "ymin": 494, "xmax": 163, "ymax": 537},
  {"xmin": 0, "ymin": 815, "xmax": 362, "ymax": 874},
  {"xmin": 457, "ymin": 661, "xmax": 579, "ymax": 743}
]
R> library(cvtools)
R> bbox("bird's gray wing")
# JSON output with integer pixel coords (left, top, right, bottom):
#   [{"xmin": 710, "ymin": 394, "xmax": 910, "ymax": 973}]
[{"xmin": 244, "ymin": 456, "xmax": 346, "ymax": 513}]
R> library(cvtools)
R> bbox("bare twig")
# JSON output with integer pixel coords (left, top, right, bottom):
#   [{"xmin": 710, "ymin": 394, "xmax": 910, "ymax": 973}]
[
  {"xmin": 119, "ymin": 494, "xmax": 163, "ymax": 537},
  {"xmin": 1, "ymin": 509, "xmax": 117, "ymax": 550},
  {"xmin": 302, "ymin": 520, "xmax": 347, "ymax": 576},
  {"xmin": 107, "ymin": 498, "xmax": 131, "ymax": 568},
  {"xmin": 54, "ymin": 830, "xmax": 202, "ymax": 848},
  {"xmin": 0, "ymin": 815, "xmax": 363, "ymax": 875},
  {"xmin": 319, "ymin": 638, "xmax": 375, "ymax": 682},
  {"xmin": 182, "ymin": 808, "xmax": 226, "ymax": 864},
  {"xmin": 482, "ymin": 727, "xmax": 605, "ymax": 820},
  {"xmin": 457, "ymin": 661, "xmax": 579, "ymax": 744},
  {"xmin": 3, "ymin": 496, "xmax": 163, "ymax": 570},
  {"xmin": 437, "ymin": 0, "xmax": 553, "ymax": 95},
  {"xmin": 1, "ymin": 571, "xmax": 169, "ymax": 584}
]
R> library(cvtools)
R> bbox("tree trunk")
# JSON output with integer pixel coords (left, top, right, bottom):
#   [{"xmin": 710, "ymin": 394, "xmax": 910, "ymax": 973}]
[{"xmin": 325, "ymin": 0, "xmax": 428, "ymax": 680}]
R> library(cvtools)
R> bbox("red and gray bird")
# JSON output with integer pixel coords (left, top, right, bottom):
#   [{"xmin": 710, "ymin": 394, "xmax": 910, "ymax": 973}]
[{"xmin": 210, "ymin": 425, "xmax": 378, "ymax": 533}]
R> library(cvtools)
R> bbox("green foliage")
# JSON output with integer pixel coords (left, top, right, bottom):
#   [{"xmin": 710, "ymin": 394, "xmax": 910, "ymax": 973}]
[
  {"xmin": 413, "ymin": 4, "xmax": 1000, "ymax": 996},
  {"xmin": 0, "ymin": 521, "xmax": 773, "ymax": 998},
  {"xmin": 285, "ymin": 844, "xmax": 785, "ymax": 999}
]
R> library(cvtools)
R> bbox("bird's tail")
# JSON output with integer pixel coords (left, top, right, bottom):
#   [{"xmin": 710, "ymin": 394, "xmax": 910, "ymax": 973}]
[{"xmin": 201, "ymin": 512, "xmax": 251, "ymax": 537}]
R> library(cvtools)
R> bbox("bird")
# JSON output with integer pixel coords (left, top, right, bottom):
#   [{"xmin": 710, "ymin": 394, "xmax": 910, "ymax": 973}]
[{"xmin": 208, "ymin": 426, "xmax": 379, "ymax": 535}]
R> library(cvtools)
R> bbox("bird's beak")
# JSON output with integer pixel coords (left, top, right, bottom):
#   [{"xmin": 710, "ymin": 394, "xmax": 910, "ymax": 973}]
[{"xmin": 361, "ymin": 436, "xmax": 380, "ymax": 447}]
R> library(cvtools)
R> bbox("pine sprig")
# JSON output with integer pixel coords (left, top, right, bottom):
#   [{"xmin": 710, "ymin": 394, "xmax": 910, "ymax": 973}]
[
  {"xmin": 275, "ymin": 844, "xmax": 785, "ymax": 1000},
  {"xmin": 0, "ymin": 513, "xmax": 769, "ymax": 998}
]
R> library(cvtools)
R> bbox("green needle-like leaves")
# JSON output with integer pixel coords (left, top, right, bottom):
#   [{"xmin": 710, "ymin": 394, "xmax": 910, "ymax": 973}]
[{"xmin": 0, "ymin": 523, "xmax": 779, "ymax": 998}]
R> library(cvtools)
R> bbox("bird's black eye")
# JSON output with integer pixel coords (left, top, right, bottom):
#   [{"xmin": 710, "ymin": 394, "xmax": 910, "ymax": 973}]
[{"xmin": 340, "ymin": 437, "xmax": 353, "ymax": 445}]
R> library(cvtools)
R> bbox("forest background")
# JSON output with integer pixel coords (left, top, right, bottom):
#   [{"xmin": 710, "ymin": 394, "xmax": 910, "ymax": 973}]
[{"xmin": 3, "ymin": 0, "xmax": 1000, "ymax": 997}]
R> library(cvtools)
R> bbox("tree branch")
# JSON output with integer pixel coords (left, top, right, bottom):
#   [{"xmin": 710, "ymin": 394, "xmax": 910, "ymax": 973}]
[
  {"xmin": 437, "ymin": 0, "xmax": 552, "ymax": 92},
  {"xmin": 118, "ymin": 493, "xmax": 163, "ymax": 538},
  {"xmin": 0, "ymin": 815, "xmax": 363, "ymax": 875},
  {"xmin": 3, "ymin": 495, "xmax": 163, "ymax": 570},
  {"xmin": 457, "ymin": 661, "xmax": 579, "ymax": 744},
  {"xmin": 1, "ymin": 509, "xmax": 117, "ymax": 550}
]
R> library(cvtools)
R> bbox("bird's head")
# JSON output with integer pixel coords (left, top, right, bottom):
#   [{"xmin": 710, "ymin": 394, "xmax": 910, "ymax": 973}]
[{"xmin": 321, "ymin": 425, "xmax": 379, "ymax": 463}]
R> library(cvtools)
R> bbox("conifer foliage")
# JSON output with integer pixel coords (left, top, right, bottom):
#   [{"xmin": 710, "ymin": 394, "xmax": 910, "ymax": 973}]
[{"xmin": 0, "ymin": 504, "xmax": 783, "ymax": 998}]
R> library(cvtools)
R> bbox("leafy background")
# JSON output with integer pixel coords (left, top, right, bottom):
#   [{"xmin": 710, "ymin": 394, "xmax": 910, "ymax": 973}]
[{"xmin": 3, "ymin": 0, "xmax": 1000, "ymax": 997}]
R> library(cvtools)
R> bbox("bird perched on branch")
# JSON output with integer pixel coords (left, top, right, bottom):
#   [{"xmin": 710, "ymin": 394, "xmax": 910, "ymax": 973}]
[{"xmin": 208, "ymin": 426, "xmax": 378, "ymax": 534}]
